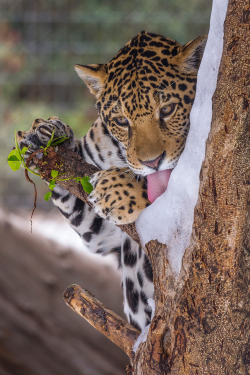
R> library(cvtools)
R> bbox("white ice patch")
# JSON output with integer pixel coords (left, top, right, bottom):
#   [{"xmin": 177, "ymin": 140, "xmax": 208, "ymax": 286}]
[{"xmin": 136, "ymin": 0, "xmax": 228, "ymax": 274}]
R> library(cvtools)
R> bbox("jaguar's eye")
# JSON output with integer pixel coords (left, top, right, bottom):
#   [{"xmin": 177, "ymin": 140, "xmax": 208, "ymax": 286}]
[
  {"xmin": 160, "ymin": 104, "xmax": 176, "ymax": 118},
  {"xmin": 114, "ymin": 117, "xmax": 129, "ymax": 127}
]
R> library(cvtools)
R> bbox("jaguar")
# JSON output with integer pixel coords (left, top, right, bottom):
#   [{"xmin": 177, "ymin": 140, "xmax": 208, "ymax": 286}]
[{"xmin": 17, "ymin": 31, "xmax": 206, "ymax": 331}]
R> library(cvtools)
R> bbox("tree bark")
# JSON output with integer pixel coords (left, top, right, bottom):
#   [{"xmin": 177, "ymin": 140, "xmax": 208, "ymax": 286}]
[{"xmin": 133, "ymin": 0, "xmax": 249, "ymax": 374}]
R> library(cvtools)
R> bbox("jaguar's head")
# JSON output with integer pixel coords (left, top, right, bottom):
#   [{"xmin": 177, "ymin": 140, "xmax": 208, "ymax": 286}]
[{"xmin": 75, "ymin": 31, "xmax": 206, "ymax": 200}]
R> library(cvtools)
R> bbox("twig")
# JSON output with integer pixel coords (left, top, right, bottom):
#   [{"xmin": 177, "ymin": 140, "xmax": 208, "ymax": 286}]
[
  {"xmin": 24, "ymin": 168, "xmax": 37, "ymax": 233},
  {"xmin": 63, "ymin": 284, "xmax": 140, "ymax": 357}
]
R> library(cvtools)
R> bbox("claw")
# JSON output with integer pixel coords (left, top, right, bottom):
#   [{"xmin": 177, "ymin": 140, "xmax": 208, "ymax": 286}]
[{"xmin": 38, "ymin": 125, "xmax": 53, "ymax": 136}]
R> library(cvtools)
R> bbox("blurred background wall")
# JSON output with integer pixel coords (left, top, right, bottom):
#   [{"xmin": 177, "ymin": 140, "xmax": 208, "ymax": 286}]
[{"xmin": 1, "ymin": 0, "xmax": 211, "ymax": 214}]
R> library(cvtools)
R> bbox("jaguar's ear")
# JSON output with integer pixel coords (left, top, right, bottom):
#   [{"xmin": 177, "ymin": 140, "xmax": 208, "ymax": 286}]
[
  {"xmin": 74, "ymin": 64, "xmax": 107, "ymax": 97},
  {"xmin": 176, "ymin": 35, "xmax": 207, "ymax": 75}
]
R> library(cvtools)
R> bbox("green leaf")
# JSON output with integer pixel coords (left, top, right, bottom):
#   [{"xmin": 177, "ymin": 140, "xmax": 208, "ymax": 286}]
[
  {"xmin": 80, "ymin": 176, "xmax": 93, "ymax": 194},
  {"xmin": 51, "ymin": 170, "xmax": 58, "ymax": 178},
  {"xmin": 39, "ymin": 145, "xmax": 47, "ymax": 155},
  {"xmin": 7, "ymin": 150, "xmax": 22, "ymax": 171},
  {"xmin": 49, "ymin": 181, "xmax": 56, "ymax": 190},
  {"xmin": 14, "ymin": 131, "xmax": 19, "ymax": 151},
  {"xmin": 44, "ymin": 191, "xmax": 52, "ymax": 201},
  {"xmin": 21, "ymin": 146, "xmax": 29, "ymax": 155},
  {"xmin": 46, "ymin": 129, "xmax": 55, "ymax": 148},
  {"xmin": 8, "ymin": 155, "xmax": 21, "ymax": 162},
  {"xmin": 51, "ymin": 136, "xmax": 69, "ymax": 146}
]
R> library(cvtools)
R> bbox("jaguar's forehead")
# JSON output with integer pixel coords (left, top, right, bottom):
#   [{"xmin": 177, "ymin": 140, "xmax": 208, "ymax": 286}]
[
  {"xmin": 75, "ymin": 31, "xmax": 206, "ymax": 105},
  {"xmin": 99, "ymin": 32, "xmax": 184, "ymax": 113},
  {"xmin": 108, "ymin": 31, "xmax": 181, "ymax": 71}
]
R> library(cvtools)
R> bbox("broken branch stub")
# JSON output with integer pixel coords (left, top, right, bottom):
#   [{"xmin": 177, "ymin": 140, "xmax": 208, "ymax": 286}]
[{"xmin": 64, "ymin": 284, "xmax": 140, "ymax": 357}]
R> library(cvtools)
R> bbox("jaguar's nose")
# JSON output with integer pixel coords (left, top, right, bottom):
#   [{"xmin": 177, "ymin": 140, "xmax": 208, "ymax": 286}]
[{"xmin": 139, "ymin": 151, "xmax": 166, "ymax": 170}]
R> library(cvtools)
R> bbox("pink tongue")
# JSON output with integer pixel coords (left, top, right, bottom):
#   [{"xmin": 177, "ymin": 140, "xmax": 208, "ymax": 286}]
[{"xmin": 147, "ymin": 169, "xmax": 172, "ymax": 203}]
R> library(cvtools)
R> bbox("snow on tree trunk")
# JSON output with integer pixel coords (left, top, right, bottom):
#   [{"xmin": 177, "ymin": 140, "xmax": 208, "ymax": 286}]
[
  {"xmin": 136, "ymin": 0, "xmax": 228, "ymax": 275},
  {"xmin": 131, "ymin": 0, "xmax": 249, "ymax": 373}
]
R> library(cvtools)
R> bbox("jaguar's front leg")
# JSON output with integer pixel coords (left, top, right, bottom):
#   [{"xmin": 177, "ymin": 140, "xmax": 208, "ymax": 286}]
[{"xmin": 88, "ymin": 168, "xmax": 150, "ymax": 225}]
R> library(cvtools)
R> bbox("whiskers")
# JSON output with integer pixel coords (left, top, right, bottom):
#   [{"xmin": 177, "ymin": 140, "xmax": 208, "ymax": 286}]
[
  {"xmin": 118, "ymin": 168, "xmax": 137, "ymax": 182},
  {"xmin": 109, "ymin": 158, "xmax": 128, "ymax": 168}
]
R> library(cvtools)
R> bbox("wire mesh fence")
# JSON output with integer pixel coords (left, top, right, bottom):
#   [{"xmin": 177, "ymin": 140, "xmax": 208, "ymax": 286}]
[{"xmin": 0, "ymin": 0, "xmax": 211, "ymax": 211}]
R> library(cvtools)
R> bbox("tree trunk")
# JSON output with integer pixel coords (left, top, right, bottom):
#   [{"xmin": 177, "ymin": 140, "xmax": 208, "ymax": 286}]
[{"xmin": 133, "ymin": 0, "xmax": 249, "ymax": 373}]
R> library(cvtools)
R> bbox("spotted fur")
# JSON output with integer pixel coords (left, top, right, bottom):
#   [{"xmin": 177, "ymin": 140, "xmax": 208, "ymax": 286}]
[
  {"xmin": 75, "ymin": 31, "xmax": 206, "ymax": 224},
  {"xmin": 17, "ymin": 31, "xmax": 206, "ymax": 331}
]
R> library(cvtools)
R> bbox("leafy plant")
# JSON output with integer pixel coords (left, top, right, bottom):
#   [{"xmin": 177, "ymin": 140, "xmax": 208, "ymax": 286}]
[
  {"xmin": 45, "ymin": 170, "xmax": 93, "ymax": 201},
  {"xmin": 39, "ymin": 129, "xmax": 69, "ymax": 155},
  {"xmin": 7, "ymin": 131, "xmax": 40, "ymax": 176},
  {"xmin": 7, "ymin": 131, "xmax": 93, "ymax": 202},
  {"xmin": 76, "ymin": 176, "xmax": 93, "ymax": 194}
]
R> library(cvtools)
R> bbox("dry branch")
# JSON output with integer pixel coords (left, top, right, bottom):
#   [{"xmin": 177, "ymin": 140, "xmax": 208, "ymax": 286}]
[
  {"xmin": 31, "ymin": 145, "xmax": 141, "ymax": 245},
  {"xmin": 64, "ymin": 284, "xmax": 140, "ymax": 357}
]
